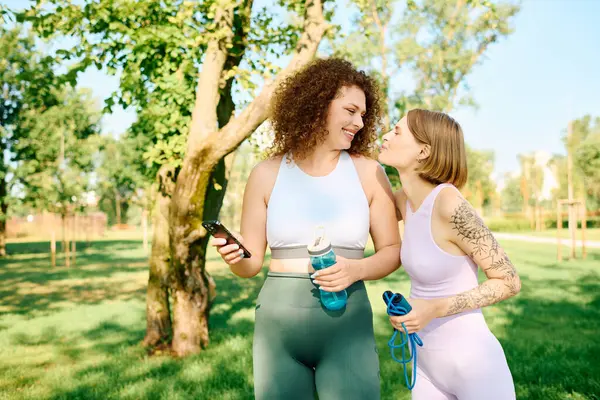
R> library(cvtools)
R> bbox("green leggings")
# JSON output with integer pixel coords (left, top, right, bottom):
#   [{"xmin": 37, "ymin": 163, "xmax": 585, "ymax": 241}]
[{"xmin": 253, "ymin": 272, "xmax": 380, "ymax": 399}]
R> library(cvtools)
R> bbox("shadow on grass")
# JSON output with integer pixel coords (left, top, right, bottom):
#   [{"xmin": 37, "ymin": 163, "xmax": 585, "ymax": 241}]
[
  {"xmin": 5, "ymin": 237, "xmax": 597, "ymax": 399},
  {"xmin": 374, "ymin": 270, "xmax": 600, "ymax": 400},
  {"xmin": 4, "ymin": 269, "xmax": 259, "ymax": 399},
  {"xmin": 0, "ymin": 240, "xmax": 149, "ymax": 316},
  {"xmin": 5, "ymin": 240, "xmax": 145, "ymax": 256},
  {"xmin": 500, "ymin": 272, "xmax": 600, "ymax": 400}
]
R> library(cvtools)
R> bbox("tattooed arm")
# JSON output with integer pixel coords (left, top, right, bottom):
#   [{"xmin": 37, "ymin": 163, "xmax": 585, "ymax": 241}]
[
  {"xmin": 388, "ymin": 187, "xmax": 521, "ymax": 334},
  {"xmin": 436, "ymin": 189, "xmax": 522, "ymax": 317}
]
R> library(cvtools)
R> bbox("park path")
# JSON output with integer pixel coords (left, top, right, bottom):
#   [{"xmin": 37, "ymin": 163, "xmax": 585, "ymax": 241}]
[{"xmin": 494, "ymin": 232, "xmax": 600, "ymax": 249}]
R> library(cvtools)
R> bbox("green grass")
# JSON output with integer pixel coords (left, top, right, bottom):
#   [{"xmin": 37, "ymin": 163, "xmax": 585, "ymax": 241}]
[{"xmin": 0, "ymin": 237, "xmax": 599, "ymax": 399}]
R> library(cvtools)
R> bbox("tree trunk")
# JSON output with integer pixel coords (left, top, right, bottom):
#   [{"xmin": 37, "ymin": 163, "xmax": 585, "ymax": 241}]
[
  {"xmin": 71, "ymin": 215, "xmax": 76, "ymax": 266},
  {"xmin": 62, "ymin": 213, "xmax": 70, "ymax": 268},
  {"xmin": 142, "ymin": 208, "xmax": 149, "ymax": 253},
  {"xmin": 170, "ymin": 155, "xmax": 222, "ymax": 355},
  {"xmin": 0, "ymin": 175, "xmax": 7, "ymax": 257},
  {"xmin": 115, "ymin": 190, "xmax": 122, "ymax": 225},
  {"xmin": 51, "ymin": 231, "xmax": 57, "ymax": 268},
  {"xmin": 144, "ymin": 166, "xmax": 175, "ymax": 347},
  {"xmin": 169, "ymin": 0, "xmax": 251, "ymax": 357}
]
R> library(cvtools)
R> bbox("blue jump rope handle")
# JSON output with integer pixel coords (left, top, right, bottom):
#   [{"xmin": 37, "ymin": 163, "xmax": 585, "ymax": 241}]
[{"xmin": 382, "ymin": 290, "xmax": 424, "ymax": 391}]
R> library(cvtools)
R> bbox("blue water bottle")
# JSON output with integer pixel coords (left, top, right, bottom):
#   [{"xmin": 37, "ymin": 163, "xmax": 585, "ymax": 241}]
[{"xmin": 307, "ymin": 227, "xmax": 348, "ymax": 311}]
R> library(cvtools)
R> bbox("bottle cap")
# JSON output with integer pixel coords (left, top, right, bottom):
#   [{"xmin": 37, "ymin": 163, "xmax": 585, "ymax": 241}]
[{"xmin": 307, "ymin": 226, "xmax": 332, "ymax": 257}]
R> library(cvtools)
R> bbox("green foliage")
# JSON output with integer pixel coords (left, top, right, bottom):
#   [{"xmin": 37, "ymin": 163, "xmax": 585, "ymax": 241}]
[
  {"xmin": 485, "ymin": 216, "xmax": 532, "ymax": 232},
  {"xmin": 12, "ymin": 87, "xmax": 101, "ymax": 214},
  {"xmin": 500, "ymin": 172, "xmax": 523, "ymax": 213},
  {"xmin": 548, "ymin": 154, "xmax": 584, "ymax": 203},
  {"xmin": 0, "ymin": 26, "xmax": 58, "ymax": 138},
  {"xmin": 19, "ymin": 0, "xmax": 211, "ymax": 176},
  {"xmin": 0, "ymin": 3, "xmax": 11, "ymax": 24},
  {"xmin": 20, "ymin": 0, "xmax": 310, "ymax": 179},
  {"xmin": 394, "ymin": 0, "xmax": 519, "ymax": 114},
  {"xmin": 96, "ymin": 134, "xmax": 149, "ymax": 225},
  {"xmin": 464, "ymin": 145, "xmax": 495, "ymax": 207},
  {"xmin": 517, "ymin": 153, "xmax": 545, "ymax": 205},
  {"xmin": 334, "ymin": 0, "xmax": 520, "ymax": 125},
  {"xmin": 576, "ymin": 134, "xmax": 600, "ymax": 199},
  {"xmin": 547, "ymin": 115, "xmax": 600, "ymax": 210},
  {"xmin": 573, "ymin": 116, "xmax": 600, "ymax": 200},
  {"xmin": 0, "ymin": 24, "xmax": 65, "ymax": 223}
]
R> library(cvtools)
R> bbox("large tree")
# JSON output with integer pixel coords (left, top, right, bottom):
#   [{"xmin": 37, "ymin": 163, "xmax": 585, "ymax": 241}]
[
  {"xmin": 22, "ymin": 0, "xmax": 329, "ymax": 355},
  {"xmin": 165, "ymin": 0, "xmax": 328, "ymax": 356}
]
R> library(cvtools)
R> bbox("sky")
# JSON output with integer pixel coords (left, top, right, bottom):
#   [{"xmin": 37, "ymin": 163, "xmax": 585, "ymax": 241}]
[{"xmin": 3, "ymin": 0, "xmax": 600, "ymax": 181}]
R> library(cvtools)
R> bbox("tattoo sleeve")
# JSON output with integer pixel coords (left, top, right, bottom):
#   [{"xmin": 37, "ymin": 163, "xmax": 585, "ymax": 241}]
[{"xmin": 443, "ymin": 199, "xmax": 521, "ymax": 317}]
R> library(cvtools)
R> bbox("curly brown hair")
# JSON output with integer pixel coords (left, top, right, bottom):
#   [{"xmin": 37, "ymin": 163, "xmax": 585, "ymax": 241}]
[{"xmin": 267, "ymin": 58, "xmax": 382, "ymax": 160}]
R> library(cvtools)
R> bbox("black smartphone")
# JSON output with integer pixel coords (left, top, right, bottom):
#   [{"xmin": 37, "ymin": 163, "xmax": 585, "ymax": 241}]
[{"xmin": 202, "ymin": 220, "xmax": 251, "ymax": 259}]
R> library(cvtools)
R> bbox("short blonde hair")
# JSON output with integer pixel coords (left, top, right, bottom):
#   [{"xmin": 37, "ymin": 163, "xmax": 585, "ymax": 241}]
[{"xmin": 406, "ymin": 109, "xmax": 467, "ymax": 189}]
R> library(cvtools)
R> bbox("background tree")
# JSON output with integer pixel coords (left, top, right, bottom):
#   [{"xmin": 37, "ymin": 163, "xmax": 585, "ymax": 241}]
[
  {"xmin": 463, "ymin": 146, "xmax": 495, "ymax": 214},
  {"xmin": 12, "ymin": 86, "xmax": 100, "ymax": 265},
  {"xmin": 96, "ymin": 135, "xmax": 148, "ymax": 226},
  {"xmin": 500, "ymin": 172, "xmax": 523, "ymax": 213},
  {"xmin": 573, "ymin": 116, "xmax": 600, "ymax": 208},
  {"xmin": 334, "ymin": 0, "xmax": 520, "ymax": 117},
  {"xmin": 333, "ymin": 0, "xmax": 519, "ymax": 187},
  {"xmin": 0, "ymin": 24, "xmax": 59, "ymax": 256}
]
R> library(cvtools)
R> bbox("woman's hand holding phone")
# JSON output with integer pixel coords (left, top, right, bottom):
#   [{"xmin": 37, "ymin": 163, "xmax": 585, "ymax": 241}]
[{"xmin": 210, "ymin": 232, "xmax": 247, "ymax": 265}]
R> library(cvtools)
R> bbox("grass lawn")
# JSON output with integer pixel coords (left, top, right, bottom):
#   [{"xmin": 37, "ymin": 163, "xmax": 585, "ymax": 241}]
[{"xmin": 0, "ymin": 237, "xmax": 599, "ymax": 399}]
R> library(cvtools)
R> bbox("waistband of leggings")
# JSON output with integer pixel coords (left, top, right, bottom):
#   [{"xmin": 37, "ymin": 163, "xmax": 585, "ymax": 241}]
[
  {"xmin": 266, "ymin": 271, "xmax": 313, "ymax": 279},
  {"xmin": 269, "ymin": 245, "xmax": 365, "ymax": 259}
]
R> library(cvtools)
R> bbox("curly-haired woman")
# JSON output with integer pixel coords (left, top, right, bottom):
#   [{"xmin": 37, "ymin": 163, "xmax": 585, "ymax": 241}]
[{"xmin": 211, "ymin": 58, "xmax": 401, "ymax": 399}]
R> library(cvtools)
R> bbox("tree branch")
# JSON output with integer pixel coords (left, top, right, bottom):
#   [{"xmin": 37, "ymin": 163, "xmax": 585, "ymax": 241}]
[
  {"xmin": 210, "ymin": 0, "xmax": 328, "ymax": 159},
  {"xmin": 187, "ymin": 1, "xmax": 235, "ymax": 153},
  {"xmin": 447, "ymin": 34, "xmax": 495, "ymax": 110},
  {"xmin": 370, "ymin": 0, "xmax": 390, "ymax": 127}
]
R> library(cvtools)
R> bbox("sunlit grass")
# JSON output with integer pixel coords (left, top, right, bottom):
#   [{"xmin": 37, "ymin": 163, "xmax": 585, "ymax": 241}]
[{"xmin": 0, "ymin": 237, "xmax": 598, "ymax": 399}]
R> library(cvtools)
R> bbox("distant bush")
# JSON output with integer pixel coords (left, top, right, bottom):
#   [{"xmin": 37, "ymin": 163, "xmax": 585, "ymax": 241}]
[
  {"xmin": 485, "ymin": 215, "xmax": 600, "ymax": 232},
  {"xmin": 486, "ymin": 217, "xmax": 532, "ymax": 232}
]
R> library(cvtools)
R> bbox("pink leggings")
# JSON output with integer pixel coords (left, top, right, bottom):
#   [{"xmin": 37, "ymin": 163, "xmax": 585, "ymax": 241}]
[{"xmin": 412, "ymin": 328, "xmax": 515, "ymax": 400}]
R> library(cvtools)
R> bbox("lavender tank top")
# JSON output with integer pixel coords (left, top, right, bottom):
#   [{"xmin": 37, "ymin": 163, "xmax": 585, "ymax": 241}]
[{"xmin": 401, "ymin": 183, "xmax": 486, "ymax": 337}]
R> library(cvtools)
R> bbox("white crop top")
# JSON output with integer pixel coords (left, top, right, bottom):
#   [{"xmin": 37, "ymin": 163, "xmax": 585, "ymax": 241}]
[{"xmin": 266, "ymin": 151, "xmax": 370, "ymax": 256}]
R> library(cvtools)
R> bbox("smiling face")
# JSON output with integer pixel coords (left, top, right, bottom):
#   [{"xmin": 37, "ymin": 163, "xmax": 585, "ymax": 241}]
[
  {"xmin": 323, "ymin": 85, "xmax": 366, "ymax": 150},
  {"xmin": 378, "ymin": 116, "xmax": 427, "ymax": 172}
]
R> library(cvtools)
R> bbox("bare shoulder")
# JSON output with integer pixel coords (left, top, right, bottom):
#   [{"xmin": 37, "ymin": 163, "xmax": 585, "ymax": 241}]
[
  {"xmin": 350, "ymin": 154, "xmax": 392, "ymax": 197},
  {"xmin": 251, "ymin": 156, "xmax": 282, "ymax": 176},
  {"xmin": 246, "ymin": 156, "xmax": 282, "ymax": 200},
  {"xmin": 248, "ymin": 156, "xmax": 282, "ymax": 185},
  {"xmin": 434, "ymin": 186, "xmax": 469, "ymax": 223},
  {"xmin": 350, "ymin": 154, "xmax": 388, "ymax": 184}
]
